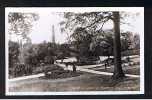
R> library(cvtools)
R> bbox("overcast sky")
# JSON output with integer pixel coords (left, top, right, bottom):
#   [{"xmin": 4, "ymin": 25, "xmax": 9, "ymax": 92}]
[{"xmin": 7, "ymin": 8, "xmax": 144, "ymax": 44}]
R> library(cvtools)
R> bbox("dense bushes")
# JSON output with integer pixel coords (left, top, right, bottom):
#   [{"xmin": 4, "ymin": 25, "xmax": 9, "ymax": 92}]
[
  {"xmin": 9, "ymin": 40, "xmax": 73, "ymax": 77},
  {"xmin": 69, "ymin": 28, "xmax": 140, "ymax": 62},
  {"xmin": 121, "ymin": 49, "xmax": 140, "ymax": 56},
  {"xmin": 23, "ymin": 42, "xmax": 72, "ymax": 66},
  {"xmin": 9, "ymin": 41, "xmax": 20, "ymax": 68},
  {"xmin": 24, "ymin": 42, "xmax": 57, "ymax": 66},
  {"xmin": 9, "ymin": 63, "xmax": 33, "ymax": 78}
]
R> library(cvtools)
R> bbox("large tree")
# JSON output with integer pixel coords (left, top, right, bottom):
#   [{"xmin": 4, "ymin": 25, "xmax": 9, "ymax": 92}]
[
  {"xmin": 8, "ymin": 12, "xmax": 39, "ymax": 63},
  {"xmin": 112, "ymin": 12, "xmax": 124, "ymax": 79},
  {"xmin": 60, "ymin": 11, "xmax": 127, "ymax": 79}
]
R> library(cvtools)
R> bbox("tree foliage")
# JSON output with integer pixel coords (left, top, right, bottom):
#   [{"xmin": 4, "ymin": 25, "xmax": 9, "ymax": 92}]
[
  {"xmin": 24, "ymin": 42, "xmax": 57, "ymax": 66},
  {"xmin": 60, "ymin": 11, "xmax": 126, "ymax": 79},
  {"xmin": 8, "ymin": 12, "xmax": 39, "ymax": 41},
  {"xmin": 133, "ymin": 33, "xmax": 140, "ymax": 49},
  {"xmin": 60, "ymin": 12, "xmax": 115, "ymax": 57}
]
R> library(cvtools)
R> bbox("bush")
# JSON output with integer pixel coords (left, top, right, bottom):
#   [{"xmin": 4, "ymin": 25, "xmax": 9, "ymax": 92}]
[
  {"xmin": 44, "ymin": 64, "xmax": 64, "ymax": 78},
  {"xmin": 121, "ymin": 49, "xmax": 140, "ymax": 56},
  {"xmin": 24, "ymin": 42, "xmax": 57, "ymax": 66},
  {"xmin": 11, "ymin": 64, "xmax": 33, "ymax": 77},
  {"xmin": 9, "ymin": 41, "xmax": 20, "ymax": 68},
  {"xmin": 44, "ymin": 64, "xmax": 64, "ymax": 73}
]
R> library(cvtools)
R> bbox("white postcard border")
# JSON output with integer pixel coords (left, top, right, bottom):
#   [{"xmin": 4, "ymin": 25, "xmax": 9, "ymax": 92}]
[{"xmin": 5, "ymin": 7, "xmax": 144, "ymax": 95}]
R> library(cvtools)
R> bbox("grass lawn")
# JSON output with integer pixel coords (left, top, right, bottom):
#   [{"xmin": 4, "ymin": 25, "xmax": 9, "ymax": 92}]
[{"xmin": 9, "ymin": 73, "xmax": 139, "ymax": 92}]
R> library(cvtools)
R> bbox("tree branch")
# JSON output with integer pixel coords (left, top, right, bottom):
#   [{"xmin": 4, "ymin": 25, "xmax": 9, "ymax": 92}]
[{"xmin": 83, "ymin": 14, "xmax": 112, "ymax": 29}]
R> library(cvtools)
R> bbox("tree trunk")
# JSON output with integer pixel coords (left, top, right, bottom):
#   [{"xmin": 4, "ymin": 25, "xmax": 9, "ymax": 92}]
[{"xmin": 112, "ymin": 12, "xmax": 125, "ymax": 79}]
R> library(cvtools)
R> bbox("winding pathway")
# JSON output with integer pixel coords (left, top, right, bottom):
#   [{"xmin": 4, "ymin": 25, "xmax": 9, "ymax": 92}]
[{"xmin": 9, "ymin": 62, "xmax": 139, "ymax": 82}]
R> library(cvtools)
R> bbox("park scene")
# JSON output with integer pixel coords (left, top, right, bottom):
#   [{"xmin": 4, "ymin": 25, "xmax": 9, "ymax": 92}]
[{"xmin": 7, "ymin": 8, "xmax": 143, "ymax": 94}]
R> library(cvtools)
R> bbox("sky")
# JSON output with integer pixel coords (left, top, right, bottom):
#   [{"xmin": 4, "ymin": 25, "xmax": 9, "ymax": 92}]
[
  {"xmin": 7, "ymin": 8, "xmax": 144, "ymax": 44},
  {"xmin": 29, "ymin": 12, "xmax": 67, "ymax": 44}
]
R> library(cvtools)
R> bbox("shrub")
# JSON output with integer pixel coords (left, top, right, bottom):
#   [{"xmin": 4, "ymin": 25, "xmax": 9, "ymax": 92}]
[
  {"xmin": 9, "ymin": 41, "xmax": 20, "ymax": 68},
  {"xmin": 11, "ymin": 63, "xmax": 33, "ymax": 77}
]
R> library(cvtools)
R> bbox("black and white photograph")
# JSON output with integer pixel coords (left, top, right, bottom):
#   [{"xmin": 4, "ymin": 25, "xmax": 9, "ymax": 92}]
[{"xmin": 5, "ymin": 7, "xmax": 144, "ymax": 95}]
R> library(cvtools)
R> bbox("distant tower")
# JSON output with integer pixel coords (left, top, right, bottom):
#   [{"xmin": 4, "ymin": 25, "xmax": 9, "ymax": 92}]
[{"xmin": 52, "ymin": 25, "xmax": 55, "ymax": 43}]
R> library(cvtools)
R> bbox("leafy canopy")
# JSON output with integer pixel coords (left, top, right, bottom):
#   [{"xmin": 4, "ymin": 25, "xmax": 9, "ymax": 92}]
[{"xmin": 8, "ymin": 12, "xmax": 39, "ymax": 41}]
